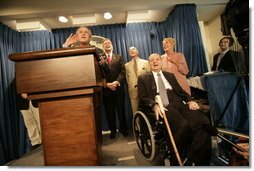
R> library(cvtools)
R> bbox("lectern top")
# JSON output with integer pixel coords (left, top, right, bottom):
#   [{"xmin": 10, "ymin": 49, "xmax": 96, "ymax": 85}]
[{"xmin": 8, "ymin": 47, "xmax": 98, "ymax": 62}]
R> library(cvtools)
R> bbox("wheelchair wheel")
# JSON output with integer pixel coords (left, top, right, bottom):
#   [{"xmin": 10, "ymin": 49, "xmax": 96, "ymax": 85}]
[{"xmin": 133, "ymin": 111, "xmax": 155, "ymax": 161}]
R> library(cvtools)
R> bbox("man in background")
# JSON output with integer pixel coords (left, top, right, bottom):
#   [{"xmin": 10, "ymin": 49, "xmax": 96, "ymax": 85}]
[
  {"xmin": 17, "ymin": 93, "xmax": 41, "ymax": 150},
  {"xmin": 211, "ymin": 36, "xmax": 244, "ymax": 73},
  {"xmin": 125, "ymin": 46, "xmax": 150, "ymax": 115},
  {"xmin": 102, "ymin": 38, "xmax": 128, "ymax": 139}
]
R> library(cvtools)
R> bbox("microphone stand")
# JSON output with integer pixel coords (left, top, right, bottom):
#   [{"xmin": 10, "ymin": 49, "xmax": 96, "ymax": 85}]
[{"xmin": 216, "ymin": 134, "xmax": 247, "ymax": 152}]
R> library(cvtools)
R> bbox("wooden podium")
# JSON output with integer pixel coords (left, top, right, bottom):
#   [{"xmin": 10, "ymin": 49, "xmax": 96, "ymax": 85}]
[{"xmin": 9, "ymin": 47, "xmax": 104, "ymax": 166}]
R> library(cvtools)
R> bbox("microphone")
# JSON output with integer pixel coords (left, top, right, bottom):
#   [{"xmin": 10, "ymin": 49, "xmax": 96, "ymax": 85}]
[{"xmin": 202, "ymin": 124, "xmax": 248, "ymax": 152}]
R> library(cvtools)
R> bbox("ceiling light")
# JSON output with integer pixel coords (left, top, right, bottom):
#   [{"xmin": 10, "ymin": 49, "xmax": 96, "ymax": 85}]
[
  {"xmin": 104, "ymin": 12, "xmax": 112, "ymax": 19},
  {"xmin": 59, "ymin": 16, "xmax": 68, "ymax": 23},
  {"xmin": 16, "ymin": 19, "xmax": 51, "ymax": 32},
  {"xmin": 127, "ymin": 11, "xmax": 149, "ymax": 23},
  {"xmin": 72, "ymin": 14, "xmax": 96, "ymax": 25}
]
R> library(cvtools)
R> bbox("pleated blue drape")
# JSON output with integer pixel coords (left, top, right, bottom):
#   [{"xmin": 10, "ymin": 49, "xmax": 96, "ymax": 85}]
[
  {"xmin": 0, "ymin": 24, "xmax": 54, "ymax": 165},
  {"xmin": 0, "ymin": 4, "xmax": 212, "ymax": 165},
  {"xmin": 162, "ymin": 4, "xmax": 208, "ymax": 76},
  {"xmin": 0, "ymin": 24, "xmax": 26, "ymax": 165}
]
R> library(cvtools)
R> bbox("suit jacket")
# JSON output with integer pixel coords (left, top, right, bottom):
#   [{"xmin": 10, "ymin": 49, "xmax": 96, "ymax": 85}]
[
  {"xmin": 161, "ymin": 52, "xmax": 191, "ymax": 95},
  {"xmin": 103, "ymin": 53, "xmax": 126, "ymax": 95},
  {"xmin": 138, "ymin": 71, "xmax": 194, "ymax": 109},
  {"xmin": 211, "ymin": 50, "xmax": 238, "ymax": 72},
  {"xmin": 94, "ymin": 47, "xmax": 110, "ymax": 74},
  {"xmin": 125, "ymin": 58, "xmax": 150, "ymax": 99}
]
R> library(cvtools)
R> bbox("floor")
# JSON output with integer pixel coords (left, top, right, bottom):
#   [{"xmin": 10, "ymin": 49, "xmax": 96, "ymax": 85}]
[
  {"xmin": 6, "ymin": 131, "xmax": 155, "ymax": 167},
  {"xmin": 6, "ymin": 130, "xmax": 240, "ymax": 167}
]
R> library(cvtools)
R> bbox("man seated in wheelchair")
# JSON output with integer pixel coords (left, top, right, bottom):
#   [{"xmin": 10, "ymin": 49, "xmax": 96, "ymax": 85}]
[{"xmin": 136, "ymin": 53, "xmax": 212, "ymax": 166}]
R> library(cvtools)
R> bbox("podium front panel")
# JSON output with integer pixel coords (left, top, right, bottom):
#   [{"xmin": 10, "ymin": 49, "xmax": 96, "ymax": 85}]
[
  {"xmin": 16, "ymin": 54, "xmax": 101, "ymax": 94},
  {"xmin": 39, "ymin": 95, "xmax": 100, "ymax": 166}
]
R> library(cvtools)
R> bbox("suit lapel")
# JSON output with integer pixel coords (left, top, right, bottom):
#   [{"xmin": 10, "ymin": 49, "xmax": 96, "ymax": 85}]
[
  {"xmin": 147, "ymin": 72, "xmax": 157, "ymax": 93},
  {"xmin": 162, "ymin": 71, "xmax": 175, "ymax": 88},
  {"xmin": 111, "ymin": 54, "xmax": 117, "ymax": 64}
]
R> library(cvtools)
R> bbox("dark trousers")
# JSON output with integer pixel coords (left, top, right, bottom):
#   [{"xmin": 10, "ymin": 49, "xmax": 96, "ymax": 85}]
[
  {"xmin": 165, "ymin": 104, "xmax": 211, "ymax": 165},
  {"xmin": 103, "ymin": 92, "xmax": 127, "ymax": 134}
]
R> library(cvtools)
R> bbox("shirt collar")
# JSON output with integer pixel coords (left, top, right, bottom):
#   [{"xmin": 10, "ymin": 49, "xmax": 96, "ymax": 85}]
[
  {"xmin": 152, "ymin": 70, "xmax": 163, "ymax": 76},
  {"xmin": 221, "ymin": 49, "xmax": 229, "ymax": 54}
]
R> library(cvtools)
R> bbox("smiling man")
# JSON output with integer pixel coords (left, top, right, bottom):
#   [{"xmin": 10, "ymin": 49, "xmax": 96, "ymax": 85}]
[
  {"xmin": 211, "ymin": 36, "xmax": 240, "ymax": 72},
  {"xmin": 137, "ymin": 53, "xmax": 212, "ymax": 166}
]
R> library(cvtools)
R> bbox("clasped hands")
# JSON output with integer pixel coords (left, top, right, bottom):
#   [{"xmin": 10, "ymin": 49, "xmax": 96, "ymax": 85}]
[{"xmin": 106, "ymin": 81, "xmax": 120, "ymax": 91}]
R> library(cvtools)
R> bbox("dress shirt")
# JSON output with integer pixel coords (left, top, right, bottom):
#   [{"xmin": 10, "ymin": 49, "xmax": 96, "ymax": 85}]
[
  {"xmin": 216, "ymin": 49, "xmax": 229, "ymax": 70},
  {"xmin": 152, "ymin": 71, "xmax": 172, "ymax": 93}
]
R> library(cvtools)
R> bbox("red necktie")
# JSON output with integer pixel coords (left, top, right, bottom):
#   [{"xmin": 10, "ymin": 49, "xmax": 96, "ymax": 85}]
[{"xmin": 107, "ymin": 54, "xmax": 111, "ymax": 64}]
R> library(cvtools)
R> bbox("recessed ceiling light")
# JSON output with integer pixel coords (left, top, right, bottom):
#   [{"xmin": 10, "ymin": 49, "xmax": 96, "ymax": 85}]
[
  {"xmin": 104, "ymin": 12, "xmax": 112, "ymax": 19},
  {"xmin": 59, "ymin": 16, "xmax": 68, "ymax": 23}
]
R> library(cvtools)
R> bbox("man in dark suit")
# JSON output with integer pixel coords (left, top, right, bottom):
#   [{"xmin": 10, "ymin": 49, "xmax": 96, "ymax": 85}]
[
  {"xmin": 102, "ymin": 38, "xmax": 128, "ymax": 139},
  {"xmin": 138, "ymin": 53, "xmax": 211, "ymax": 165},
  {"xmin": 211, "ymin": 36, "xmax": 243, "ymax": 72}
]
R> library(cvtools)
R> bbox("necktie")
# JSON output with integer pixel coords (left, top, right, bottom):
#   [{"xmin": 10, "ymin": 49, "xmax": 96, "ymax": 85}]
[
  {"xmin": 216, "ymin": 53, "xmax": 224, "ymax": 70},
  {"xmin": 134, "ymin": 59, "xmax": 138, "ymax": 76},
  {"xmin": 107, "ymin": 54, "xmax": 111, "ymax": 64},
  {"xmin": 157, "ymin": 73, "xmax": 169, "ymax": 107}
]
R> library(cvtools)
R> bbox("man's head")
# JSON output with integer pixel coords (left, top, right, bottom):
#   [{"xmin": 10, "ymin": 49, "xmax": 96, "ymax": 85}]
[
  {"xmin": 149, "ymin": 53, "xmax": 162, "ymax": 73},
  {"xmin": 219, "ymin": 37, "xmax": 233, "ymax": 51},
  {"xmin": 128, "ymin": 46, "xmax": 139, "ymax": 59},
  {"xmin": 75, "ymin": 26, "xmax": 92, "ymax": 45},
  {"xmin": 162, "ymin": 38, "xmax": 176, "ymax": 52},
  {"xmin": 102, "ymin": 38, "xmax": 113, "ymax": 53}
]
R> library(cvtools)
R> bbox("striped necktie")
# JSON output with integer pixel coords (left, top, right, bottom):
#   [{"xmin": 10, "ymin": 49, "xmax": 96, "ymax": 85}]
[
  {"xmin": 134, "ymin": 59, "xmax": 138, "ymax": 76},
  {"xmin": 107, "ymin": 54, "xmax": 111, "ymax": 64}
]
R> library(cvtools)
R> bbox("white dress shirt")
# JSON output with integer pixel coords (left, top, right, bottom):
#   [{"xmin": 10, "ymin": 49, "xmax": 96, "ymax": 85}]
[{"xmin": 152, "ymin": 71, "xmax": 172, "ymax": 93}]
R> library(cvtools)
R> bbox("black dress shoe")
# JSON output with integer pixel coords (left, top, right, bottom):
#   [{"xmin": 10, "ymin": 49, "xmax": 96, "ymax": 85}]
[
  {"xmin": 31, "ymin": 144, "xmax": 41, "ymax": 150},
  {"xmin": 109, "ymin": 133, "xmax": 116, "ymax": 139}
]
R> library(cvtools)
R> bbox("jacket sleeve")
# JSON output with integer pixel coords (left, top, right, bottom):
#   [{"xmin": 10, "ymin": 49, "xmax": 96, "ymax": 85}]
[
  {"xmin": 137, "ymin": 75, "xmax": 157, "ymax": 110},
  {"xmin": 115, "ymin": 55, "xmax": 126, "ymax": 84},
  {"xmin": 211, "ymin": 54, "xmax": 218, "ymax": 71},
  {"xmin": 177, "ymin": 53, "xmax": 189, "ymax": 75},
  {"xmin": 95, "ymin": 47, "xmax": 110, "ymax": 73}
]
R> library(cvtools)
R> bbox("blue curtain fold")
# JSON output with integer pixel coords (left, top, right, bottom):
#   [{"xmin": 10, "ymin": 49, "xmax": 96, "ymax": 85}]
[
  {"xmin": 0, "ymin": 24, "xmax": 24, "ymax": 165},
  {"xmin": 0, "ymin": 24, "xmax": 54, "ymax": 165},
  {"xmin": 0, "ymin": 4, "xmax": 221, "ymax": 165},
  {"xmin": 162, "ymin": 4, "xmax": 208, "ymax": 76}
]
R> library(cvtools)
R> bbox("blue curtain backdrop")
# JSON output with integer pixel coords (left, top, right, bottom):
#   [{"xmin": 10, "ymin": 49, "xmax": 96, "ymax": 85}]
[
  {"xmin": 0, "ymin": 4, "xmax": 210, "ymax": 165},
  {"xmin": 0, "ymin": 25, "xmax": 55, "ymax": 165},
  {"xmin": 162, "ymin": 4, "xmax": 208, "ymax": 76}
]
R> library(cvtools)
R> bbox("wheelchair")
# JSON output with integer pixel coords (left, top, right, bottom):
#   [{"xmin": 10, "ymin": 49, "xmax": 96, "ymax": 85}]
[{"xmin": 132, "ymin": 109, "xmax": 181, "ymax": 165}]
